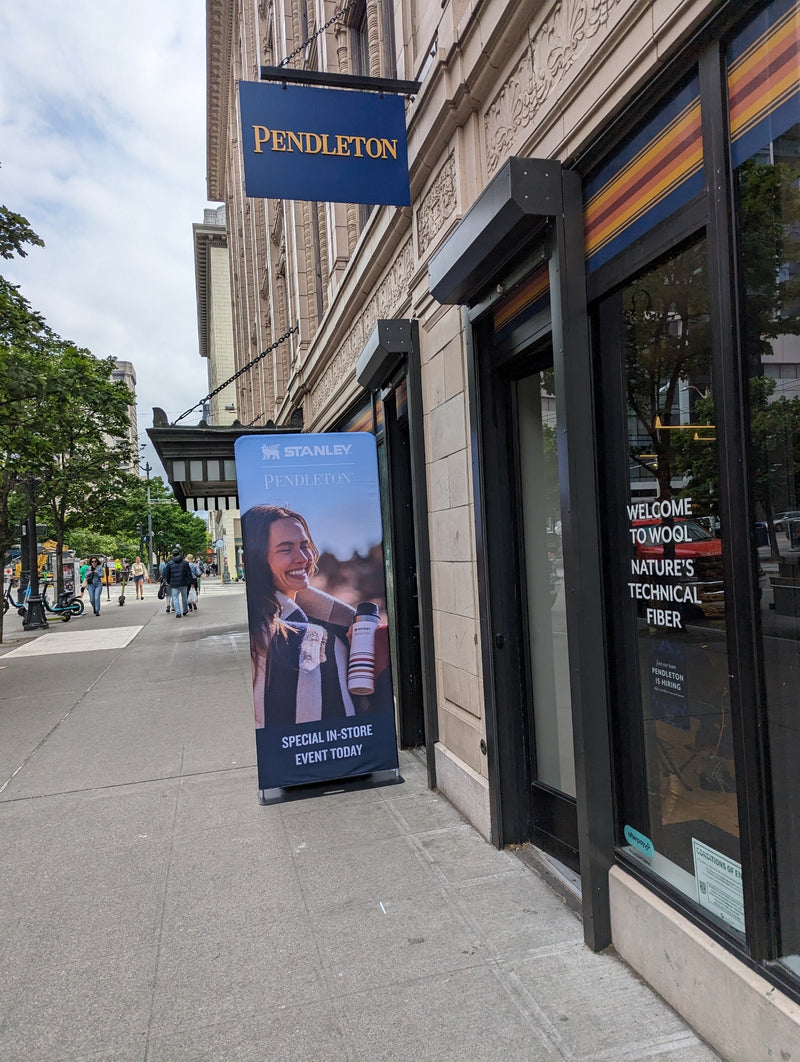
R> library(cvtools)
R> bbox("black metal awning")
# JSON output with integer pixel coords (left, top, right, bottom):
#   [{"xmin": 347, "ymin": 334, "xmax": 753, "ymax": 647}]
[
  {"xmin": 428, "ymin": 157, "xmax": 561, "ymax": 306},
  {"xmin": 147, "ymin": 413, "xmax": 297, "ymax": 511}
]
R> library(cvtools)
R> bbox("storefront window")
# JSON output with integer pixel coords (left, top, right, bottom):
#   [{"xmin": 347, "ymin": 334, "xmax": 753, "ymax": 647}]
[
  {"xmin": 730, "ymin": 0, "xmax": 800, "ymax": 973},
  {"xmin": 618, "ymin": 239, "xmax": 744, "ymax": 934}
]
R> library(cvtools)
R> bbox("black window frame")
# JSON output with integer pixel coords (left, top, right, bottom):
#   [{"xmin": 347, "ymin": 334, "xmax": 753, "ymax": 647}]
[{"xmin": 584, "ymin": 1, "xmax": 797, "ymax": 996}]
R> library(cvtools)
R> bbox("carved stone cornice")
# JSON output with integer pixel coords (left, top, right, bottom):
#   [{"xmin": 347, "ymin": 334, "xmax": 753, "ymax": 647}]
[
  {"xmin": 484, "ymin": 0, "xmax": 622, "ymax": 175},
  {"xmin": 207, "ymin": 0, "xmax": 236, "ymax": 201},
  {"xmin": 310, "ymin": 237, "xmax": 414, "ymax": 420},
  {"xmin": 416, "ymin": 151, "xmax": 457, "ymax": 257}
]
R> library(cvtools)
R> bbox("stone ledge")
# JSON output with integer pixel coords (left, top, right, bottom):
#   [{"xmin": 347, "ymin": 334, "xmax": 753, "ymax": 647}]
[
  {"xmin": 610, "ymin": 865, "xmax": 800, "ymax": 1062},
  {"xmin": 434, "ymin": 741, "xmax": 491, "ymax": 842}
]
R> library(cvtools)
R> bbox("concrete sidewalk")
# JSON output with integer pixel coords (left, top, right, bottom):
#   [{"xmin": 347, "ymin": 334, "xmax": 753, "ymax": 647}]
[{"xmin": 0, "ymin": 586, "xmax": 722, "ymax": 1061}]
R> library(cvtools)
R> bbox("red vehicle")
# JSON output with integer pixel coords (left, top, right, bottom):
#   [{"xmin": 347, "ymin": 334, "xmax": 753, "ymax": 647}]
[
  {"xmin": 630, "ymin": 518, "xmax": 723, "ymax": 625},
  {"xmin": 632, "ymin": 517, "xmax": 721, "ymax": 559}
]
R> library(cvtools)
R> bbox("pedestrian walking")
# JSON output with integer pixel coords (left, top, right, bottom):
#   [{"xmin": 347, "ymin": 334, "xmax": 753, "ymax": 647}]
[
  {"xmin": 130, "ymin": 556, "xmax": 148, "ymax": 600},
  {"xmin": 162, "ymin": 547, "xmax": 192, "ymax": 619},
  {"xmin": 185, "ymin": 554, "xmax": 200, "ymax": 611},
  {"xmin": 79, "ymin": 559, "xmax": 90, "ymax": 599},
  {"xmin": 159, "ymin": 558, "xmax": 171, "ymax": 612},
  {"xmin": 85, "ymin": 557, "xmax": 104, "ymax": 616}
]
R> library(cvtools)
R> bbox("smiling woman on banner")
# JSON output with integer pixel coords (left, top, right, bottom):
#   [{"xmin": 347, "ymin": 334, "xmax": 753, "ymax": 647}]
[{"xmin": 241, "ymin": 504, "xmax": 392, "ymax": 728}]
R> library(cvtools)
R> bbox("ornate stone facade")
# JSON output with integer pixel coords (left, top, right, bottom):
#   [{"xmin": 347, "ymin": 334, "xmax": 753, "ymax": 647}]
[
  {"xmin": 206, "ymin": 0, "xmax": 235, "ymax": 201},
  {"xmin": 309, "ymin": 235, "xmax": 414, "ymax": 420},
  {"xmin": 484, "ymin": 0, "xmax": 623, "ymax": 174},
  {"xmin": 416, "ymin": 152, "xmax": 457, "ymax": 257}
]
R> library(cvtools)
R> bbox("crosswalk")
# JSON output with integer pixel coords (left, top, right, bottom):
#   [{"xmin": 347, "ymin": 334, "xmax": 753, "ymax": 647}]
[
  {"xmin": 193, "ymin": 579, "xmax": 246, "ymax": 593},
  {"xmin": 141, "ymin": 579, "xmax": 245, "ymax": 596},
  {"xmin": 2, "ymin": 626, "xmax": 143, "ymax": 658}
]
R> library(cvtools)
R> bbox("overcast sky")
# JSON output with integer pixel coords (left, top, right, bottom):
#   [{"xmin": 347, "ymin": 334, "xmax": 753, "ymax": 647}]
[{"xmin": 0, "ymin": 2, "xmax": 216, "ymax": 479}]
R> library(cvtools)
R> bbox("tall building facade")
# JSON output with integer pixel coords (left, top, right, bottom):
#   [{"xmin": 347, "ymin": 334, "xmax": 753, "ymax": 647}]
[
  {"xmin": 111, "ymin": 359, "xmax": 138, "ymax": 473},
  {"xmin": 206, "ymin": 0, "xmax": 800, "ymax": 1053},
  {"xmin": 193, "ymin": 205, "xmax": 241, "ymax": 577}
]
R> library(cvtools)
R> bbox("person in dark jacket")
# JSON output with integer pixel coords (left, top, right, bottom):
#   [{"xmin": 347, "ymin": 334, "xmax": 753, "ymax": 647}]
[{"xmin": 162, "ymin": 547, "xmax": 192, "ymax": 619}]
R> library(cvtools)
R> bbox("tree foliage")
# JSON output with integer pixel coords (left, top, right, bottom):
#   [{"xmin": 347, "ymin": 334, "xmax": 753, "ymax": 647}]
[
  {"xmin": 67, "ymin": 473, "xmax": 209, "ymax": 564},
  {"xmin": 36, "ymin": 347, "xmax": 135, "ymax": 584},
  {"xmin": 624, "ymin": 241, "xmax": 712, "ymax": 501},
  {"xmin": 0, "ymin": 204, "xmax": 53, "ymax": 636},
  {"xmin": 0, "ymin": 187, "xmax": 139, "ymax": 634},
  {"xmin": 0, "ymin": 166, "xmax": 44, "ymax": 261},
  {"xmin": 738, "ymin": 158, "xmax": 800, "ymax": 365}
]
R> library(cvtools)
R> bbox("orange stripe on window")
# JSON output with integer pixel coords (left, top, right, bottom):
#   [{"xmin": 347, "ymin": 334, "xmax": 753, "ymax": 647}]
[
  {"xmin": 729, "ymin": 8, "xmax": 800, "ymax": 141},
  {"xmin": 585, "ymin": 102, "xmax": 702, "ymax": 258},
  {"xmin": 493, "ymin": 266, "xmax": 549, "ymax": 332}
]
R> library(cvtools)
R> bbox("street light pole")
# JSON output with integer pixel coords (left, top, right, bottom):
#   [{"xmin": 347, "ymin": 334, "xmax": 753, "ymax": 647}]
[
  {"xmin": 22, "ymin": 477, "xmax": 48, "ymax": 631},
  {"xmin": 141, "ymin": 459, "xmax": 155, "ymax": 579}
]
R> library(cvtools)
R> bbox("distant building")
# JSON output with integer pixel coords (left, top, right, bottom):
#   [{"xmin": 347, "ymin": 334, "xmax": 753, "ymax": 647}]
[
  {"xmin": 193, "ymin": 205, "xmax": 240, "ymax": 578},
  {"xmin": 110, "ymin": 359, "xmax": 138, "ymax": 474}
]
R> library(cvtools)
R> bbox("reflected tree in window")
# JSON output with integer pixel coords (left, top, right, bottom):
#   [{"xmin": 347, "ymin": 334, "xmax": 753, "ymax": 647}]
[
  {"xmin": 738, "ymin": 155, "xmax": 800, "ymax": 555},
  {"xmin": 624, "ymin": 242, "xmax": 711, "ymax": 502}
]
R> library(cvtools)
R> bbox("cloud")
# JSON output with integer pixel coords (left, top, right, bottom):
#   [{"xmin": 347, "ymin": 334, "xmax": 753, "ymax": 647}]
[{"xmin": 0, "ymin": 1, "xmax": 217, "ymax": 478}]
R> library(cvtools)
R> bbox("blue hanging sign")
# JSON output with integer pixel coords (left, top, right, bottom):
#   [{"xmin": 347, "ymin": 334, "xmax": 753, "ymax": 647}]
[{"xmin": 238, "ymin": 81, "xmax": 411, "ymax": 206}]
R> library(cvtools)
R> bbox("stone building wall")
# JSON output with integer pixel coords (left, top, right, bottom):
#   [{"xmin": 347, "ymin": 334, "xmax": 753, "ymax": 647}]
[{"xmin": 207, "ymin": 0, "xmax": 719, "ymax": 834}]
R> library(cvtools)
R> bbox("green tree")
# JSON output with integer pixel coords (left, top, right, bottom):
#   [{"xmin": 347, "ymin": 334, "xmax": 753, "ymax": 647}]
[
  {"xmin": 738, "ymin": 159, "xmax": 800, "ymax": 368},
  {"xmin": 149, "ymin": 496, "xmax": 209, "ymax": 562},
  {"xmin": 0, "ymin": 205, "xmax": 44, "ymax": 262},
  {"xmin": 65, "ymin": 531, "xmax": 124, "ymax": 561},
  {"xmin": 737, "ymin": 156, "xmax": 800, "ymax": 557},
  {"xmin": 0, "ymin": 196, "xmax": 50, "ymax": 640},
  {"xmin": 34, "ymin": 345, "xmax": 135, "ymax": 591},
  {"xmin": 670, "ymin": 391, "xmax": 718, "ymax": 515},
  {"xmin": 0, "ymin": 187, "xmax": 138, "ymax": 636},
  {"xmin": 0, "ymin": 164, "xmax": 44, "ymax": 263},
  {"xmin": 68, "ymin": 473, "xmax": 209, "ymax": 568}
]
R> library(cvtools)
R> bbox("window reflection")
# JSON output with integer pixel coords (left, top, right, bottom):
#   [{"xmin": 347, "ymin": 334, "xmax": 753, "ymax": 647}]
[
  {"xmin": 620, "ymin": 239, "xmax": 743, "ymax": 930},
  {"xmin": 737, "ymin": 121, "xmax": 800, "ymax": 970},
  {"xmin": 518, "ymin": 371, "xmax": 575, "ymax": 796}
]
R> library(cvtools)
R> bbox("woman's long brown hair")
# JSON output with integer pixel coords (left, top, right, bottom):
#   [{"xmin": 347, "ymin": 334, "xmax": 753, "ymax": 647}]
[{"xmin": 240, "ymin": 505, "xmax": 319, "ymax": 664}]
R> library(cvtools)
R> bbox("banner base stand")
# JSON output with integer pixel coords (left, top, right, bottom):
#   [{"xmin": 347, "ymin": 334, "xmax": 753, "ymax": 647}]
[{"xmin": 258, "ymin": 767, "xmax": 402, "ymax": 805}]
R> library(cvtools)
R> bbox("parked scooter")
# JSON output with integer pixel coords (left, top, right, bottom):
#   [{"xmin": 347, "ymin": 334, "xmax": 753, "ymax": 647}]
[
  {"xmin": 3, "ymin": 581, "xmax": 29, "ymax": 617},
  {"xmin": 40, "ymin": 582, "xmax": 84, "ymax": 621}
]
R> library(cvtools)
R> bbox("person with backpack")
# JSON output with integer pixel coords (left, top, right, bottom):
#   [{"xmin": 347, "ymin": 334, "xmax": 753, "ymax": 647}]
[{"xmin": 162, "ymin": 547, "xmax": 193, "ymax": 619}]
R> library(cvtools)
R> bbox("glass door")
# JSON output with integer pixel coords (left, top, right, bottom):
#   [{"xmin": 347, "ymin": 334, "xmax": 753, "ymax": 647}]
[
  {"xmin": 473, "ymin": 277, "xmax": 580, "ymax": 871},
  {"xmin": 517, "ymin": 371, "xmax": 576, "ymax": 800},
  {"xmin": 515, "ymin": 355, "xmax": 578, "ymax": 869}
]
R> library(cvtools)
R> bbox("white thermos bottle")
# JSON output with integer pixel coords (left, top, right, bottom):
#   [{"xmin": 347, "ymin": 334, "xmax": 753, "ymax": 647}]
[{"xmin": 347, "ymin": 602, "xmax": 380, "ymax": 695}]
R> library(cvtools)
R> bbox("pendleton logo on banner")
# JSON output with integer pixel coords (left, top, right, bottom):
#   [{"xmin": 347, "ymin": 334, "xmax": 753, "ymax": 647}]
[{"xmin": 238, "ymin": 81, "xmax": 411, "ymax": 206}]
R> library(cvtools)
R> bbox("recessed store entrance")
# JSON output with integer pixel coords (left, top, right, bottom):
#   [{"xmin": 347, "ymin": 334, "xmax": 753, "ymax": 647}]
[
  {"xmin": 434, "ymin": 157, "xmax": 613, "ymax": 946},
  {"xmin": 472, "ymin": 312, "xmax": 579, "ymax": 872}
]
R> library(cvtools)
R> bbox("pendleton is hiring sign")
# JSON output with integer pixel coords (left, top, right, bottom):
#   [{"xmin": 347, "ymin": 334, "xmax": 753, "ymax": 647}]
[{"xmin": 238, "ymin": 80, "xmax": 411, "ymax": 207}]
